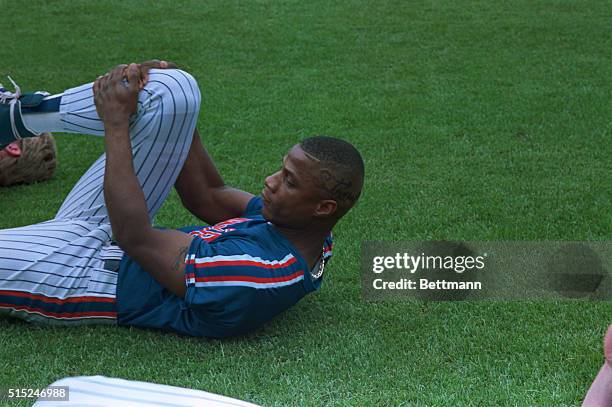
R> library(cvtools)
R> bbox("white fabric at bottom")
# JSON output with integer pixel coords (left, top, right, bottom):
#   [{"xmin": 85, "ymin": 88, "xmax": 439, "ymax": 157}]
[{"xmin": 33, "ymin": 375, "xmax": 261, "ymax": 407}]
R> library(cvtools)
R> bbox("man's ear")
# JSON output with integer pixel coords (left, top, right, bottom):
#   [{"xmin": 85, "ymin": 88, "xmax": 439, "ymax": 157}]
[
  {"xmin": 314, "ymin": 200, "xmax": 337, "ymax": 217},
  {"xmin": 5, "ymin": 141, "xmax": 22, "ymax": 157}
]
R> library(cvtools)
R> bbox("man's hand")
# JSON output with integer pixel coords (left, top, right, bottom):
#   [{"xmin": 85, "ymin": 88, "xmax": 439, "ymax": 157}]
[
  {"xmin": 93, "ymin": 63, "xmax": 140, "ymax": 130},
  {"xmin": 136, "ymin": 59, "xmax": 178, "ymax": 89},
  {"xmin": 117, "ymin": 59, "xmax": 179, "ymax": 90}
]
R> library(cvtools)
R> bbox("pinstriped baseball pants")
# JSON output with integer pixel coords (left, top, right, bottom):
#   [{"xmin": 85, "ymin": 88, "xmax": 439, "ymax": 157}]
[{"xmin": 0, "ymin": 69, "xmax": 201, "ymax": 324}]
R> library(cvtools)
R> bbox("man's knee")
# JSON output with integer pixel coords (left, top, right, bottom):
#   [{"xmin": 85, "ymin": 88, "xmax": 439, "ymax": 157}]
[{"xmin": 144, "ymin": 69, "xmax": 201, "ymax": 116}]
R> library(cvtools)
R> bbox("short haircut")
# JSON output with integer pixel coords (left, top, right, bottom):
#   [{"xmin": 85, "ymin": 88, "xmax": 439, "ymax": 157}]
[
  {"xmin": 299, "ymin": 135, "xmax": 364, "ymax": 205},
  {"xmin": 0, "ymin": 133, "xmax": 58, "ymax": 187}
]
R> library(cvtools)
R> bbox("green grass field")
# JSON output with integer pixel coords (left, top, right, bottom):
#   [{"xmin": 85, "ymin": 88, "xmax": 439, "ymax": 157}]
[{"xmin": 1, "ymin": 0, "xmax": 611, "ymax": 405}]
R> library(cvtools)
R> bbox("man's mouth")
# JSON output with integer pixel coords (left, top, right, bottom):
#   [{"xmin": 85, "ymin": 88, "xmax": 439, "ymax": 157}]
[{"xmin": 261, "ymin": 190, "xmax": 271, "ymax": 205}]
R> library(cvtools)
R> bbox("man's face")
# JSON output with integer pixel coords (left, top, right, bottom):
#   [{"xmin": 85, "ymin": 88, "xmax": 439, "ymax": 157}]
[
  {"xmin": 261, "ymin": 144, "xmax": 324, "ymax": 228},
  {"xmin": 0, "ymin": 141, "xmax": 22, "ymax": 161}
]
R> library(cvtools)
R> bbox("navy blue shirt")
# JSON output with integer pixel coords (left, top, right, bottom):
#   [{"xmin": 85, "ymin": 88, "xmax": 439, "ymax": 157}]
[{"xmin": 116, "ymin": 196, "xmax": 333, "ymax": 337}]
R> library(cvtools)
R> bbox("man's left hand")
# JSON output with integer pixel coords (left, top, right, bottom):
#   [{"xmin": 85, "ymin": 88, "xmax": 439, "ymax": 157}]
[{"xmin": 93, "ymin": 63, "xmax": 140, "ymax": 130}]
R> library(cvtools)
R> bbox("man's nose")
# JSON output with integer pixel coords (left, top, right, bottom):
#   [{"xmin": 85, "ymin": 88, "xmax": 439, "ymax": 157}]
[{"xmin": 265, "ymin": 172, "xmax": 280, "ymax": 192}]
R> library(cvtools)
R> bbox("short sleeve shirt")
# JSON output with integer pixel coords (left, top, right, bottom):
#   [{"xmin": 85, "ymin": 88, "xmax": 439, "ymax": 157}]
[{"xmin": 116, "ymin": 196, "xmax": 333, "ymax": 337}]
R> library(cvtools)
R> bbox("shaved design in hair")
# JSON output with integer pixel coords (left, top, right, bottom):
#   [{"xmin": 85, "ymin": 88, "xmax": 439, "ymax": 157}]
[
  {"xmin": 313, "ymin": 169, "xmax": 358, "ymax": 203},
  {"xmin": 299, "ymin": 136, "xmax": 364, "ymax": 206}
]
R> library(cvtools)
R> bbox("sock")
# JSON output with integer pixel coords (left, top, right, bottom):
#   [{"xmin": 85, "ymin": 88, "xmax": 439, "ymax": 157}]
[{"xmin": 21, "ymin": 94, "xmax": 64, "ymax": 134}]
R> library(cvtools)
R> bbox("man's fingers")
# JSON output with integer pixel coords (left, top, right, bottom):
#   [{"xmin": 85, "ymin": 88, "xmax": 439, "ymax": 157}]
[
  {"xmin": 98, "ymin": 74, "xmax": 109, "ymax": 91},
  {"xmin": 103, "ymin": 64, "xmax": 127, "ymax": 83},
  {"xmin": 139, "ymin": 60, "xmax": 161, "ymax": 83},
  {"xmin": 155, "ymin": 60, "xmax": 177, "ymax": 69},
  {"xmin": 126, "ymin": 63, "xmax": 140, "ymax": 89},
  {"xmin": 114, "ymin": 64, "xmax": 128, "ymax": 75},
  {"xmin": 97, "ymin": 60, "xmax": 179, "ymax": 93},
  {"xmin": 140, "ymin": 59, "xmax": 177, "ymax": 69},
  {"xmin": 139, "ymin": 59, "xmax": 178, "ymax": 87},
  {"xmin": 93, "ymin": 77, "xmax": 105, "ymax": 119},
  {"xmin": 140, "ymin": 59, "xmax": 161, "ymax": 67},
  {"xmin": 93, "ymin": 77, "xmax": 101, "ymax": 97},
  {"xmin": 161, "ymin": 60, "xmax": 178, "ymax": 69},
  {"xmin": 109, "ymin": 64, "xmax": 127, "ymax": 82}
]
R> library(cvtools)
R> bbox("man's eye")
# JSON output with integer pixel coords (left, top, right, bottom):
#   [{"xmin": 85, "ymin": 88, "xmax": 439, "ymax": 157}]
[{"xmin": 284, "ymin": 176, "xmax": 295, "ymax": 187}]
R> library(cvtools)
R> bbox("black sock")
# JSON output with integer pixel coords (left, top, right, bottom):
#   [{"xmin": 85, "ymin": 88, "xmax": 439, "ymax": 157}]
[{"xmin": 21, "ymin": 95, "xmax": 62, "ymax": 114}]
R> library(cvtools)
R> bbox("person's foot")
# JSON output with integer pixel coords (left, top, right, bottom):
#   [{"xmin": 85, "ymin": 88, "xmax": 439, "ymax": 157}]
[{"xmin": 0, "ymin": 77, "xmax": 48, "ymax": 149}]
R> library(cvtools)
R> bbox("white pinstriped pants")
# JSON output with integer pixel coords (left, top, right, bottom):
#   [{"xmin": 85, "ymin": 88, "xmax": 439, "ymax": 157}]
[{"xmin": 0, "ymin": 69, "xmax": 201, "ymax": 324}]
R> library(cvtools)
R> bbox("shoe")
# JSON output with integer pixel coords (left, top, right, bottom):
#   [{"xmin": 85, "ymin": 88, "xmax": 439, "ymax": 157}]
[{"xmin": 0, "ymin": 76, "xmax": 49, "ymax": 149}]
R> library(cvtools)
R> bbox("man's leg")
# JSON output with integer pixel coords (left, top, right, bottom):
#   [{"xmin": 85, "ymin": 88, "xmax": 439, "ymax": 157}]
[
  {"xmin": 56, "ymin": 69, "xmax": 201, "ymax": 222},
  {"xmin": 0, "ymin": 69, "xmax": 201, "ymax": 324}
]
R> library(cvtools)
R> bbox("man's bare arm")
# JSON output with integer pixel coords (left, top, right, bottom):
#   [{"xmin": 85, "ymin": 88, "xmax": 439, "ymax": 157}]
[
  {"xmin": 125, "ymin": 60, "xmax": 253, "ymax": 225},
  {"xmin": 175, "ymin": 130, "xmax": 254, "ymax": 225},
  {"xmin": 94, "ymin": 64, "xmax": 192, "ymax": 298}
]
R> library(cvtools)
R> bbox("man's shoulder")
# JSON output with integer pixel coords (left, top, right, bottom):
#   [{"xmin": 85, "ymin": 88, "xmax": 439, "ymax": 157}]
[{"xmin": 242, "ymin": 195, "xmax": 263, "ymax": 217}]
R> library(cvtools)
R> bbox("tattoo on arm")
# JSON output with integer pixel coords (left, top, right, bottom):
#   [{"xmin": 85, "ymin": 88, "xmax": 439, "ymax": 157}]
[
  {"xmin": 313, "ymin": 169, "xmax": 358, "ymax": 203},
  {"xmin": 172, "ymin": 245, "xmax": 189, "ymax": 273}
]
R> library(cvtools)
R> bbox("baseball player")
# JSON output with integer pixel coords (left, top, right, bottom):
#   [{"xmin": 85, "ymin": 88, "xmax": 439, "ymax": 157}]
[{"xmin": 0, "ymin": 61, "xmax": 364, "ymax": 337}]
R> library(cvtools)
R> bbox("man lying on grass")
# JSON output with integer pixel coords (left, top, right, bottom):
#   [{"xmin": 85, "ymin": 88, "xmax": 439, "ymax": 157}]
[{"xmin": 0, "ymin": 61, "xmax": 364, "ymax": 337}]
